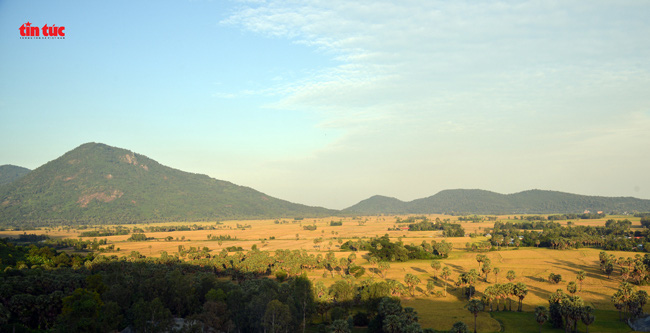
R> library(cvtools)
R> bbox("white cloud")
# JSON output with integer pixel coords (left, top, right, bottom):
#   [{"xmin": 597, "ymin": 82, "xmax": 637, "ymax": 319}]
[{"xmin": 221, "ymin": 0, "xmax": 650, "ymax": 207}]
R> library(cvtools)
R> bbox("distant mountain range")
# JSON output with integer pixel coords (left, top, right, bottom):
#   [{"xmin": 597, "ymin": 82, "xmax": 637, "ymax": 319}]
[
  {"xmin": 0, "ymin": 143, "xmax": 334, "ymax": 227},
  {"xmin": 342, "ymin": 189, "xmax": 650, "ymax": 215},
  {"xmin": 1, "ymin": 142, "xmax": 649, "ymax": 227},
  {"xmin": 0, "ymin": 165, "xmax": 30, "ymax": 185}
]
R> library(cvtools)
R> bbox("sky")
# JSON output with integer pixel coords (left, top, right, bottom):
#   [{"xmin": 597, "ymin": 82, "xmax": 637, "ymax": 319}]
[{"xmin": 1, "ymin": 0, "xmax": 649, "ymax": 209}]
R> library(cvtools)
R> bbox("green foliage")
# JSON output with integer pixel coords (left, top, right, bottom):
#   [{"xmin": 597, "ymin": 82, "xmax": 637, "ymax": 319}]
[
  {"xmin": 548, "ymin": 273, "xmax": 562, "ymax": 284},
  {"xmin": 126, "ymin": 233, "xmax": 149, "ymax": 241},
  {"xmin": 58, "ymin": 288, "xmax": 103, "ymax": 332},
  {"xmin": 407, "ymin": 219, "xmax": 465, "ymax": 237},
  {"xmin": 0, "ymin": 165, "xmax": 30, "ymax": 185}
]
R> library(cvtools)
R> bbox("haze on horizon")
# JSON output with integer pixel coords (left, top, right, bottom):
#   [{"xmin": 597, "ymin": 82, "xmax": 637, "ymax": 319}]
[{"xmin": 1, "ymin": 1, "xmax": 649, "ymax": 210}]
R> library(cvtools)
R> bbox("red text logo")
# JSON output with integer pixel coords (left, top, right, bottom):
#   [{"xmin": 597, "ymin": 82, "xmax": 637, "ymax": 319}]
[{"xmin": 19, "ymin": 22, "xmax": 66, "ymax": 39}]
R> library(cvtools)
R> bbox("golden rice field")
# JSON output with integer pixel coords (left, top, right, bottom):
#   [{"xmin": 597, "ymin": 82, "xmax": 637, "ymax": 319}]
[{"xmin": 1, "ymin": 214, "xmax": 646, "ymax": 332}]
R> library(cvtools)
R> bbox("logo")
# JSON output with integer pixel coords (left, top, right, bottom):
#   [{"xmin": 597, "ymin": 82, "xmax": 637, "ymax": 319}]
[{"xmin": 19, "ymin": 22, "xmax": 66, "ymax": 39}]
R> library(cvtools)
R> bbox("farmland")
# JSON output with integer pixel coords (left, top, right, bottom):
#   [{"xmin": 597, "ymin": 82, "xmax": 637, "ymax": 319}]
[{"xmin": 2, "ymin": 213, "xmax": 647, "ymax": 332}]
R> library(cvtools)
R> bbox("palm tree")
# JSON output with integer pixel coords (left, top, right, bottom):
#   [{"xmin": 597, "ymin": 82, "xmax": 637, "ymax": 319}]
[
  {"xmin": 502, "ymin": 283, "xmax": 514, "ymax": 311},
  {"xmin": 506, "ymin": 270, "xmax": 516, "ymax": 282},
  {"xmin": 576, "ymin": 270, "xmax": 586, "ymax": 291},
  {"xmin": 426, "ymin": 280, "xmax": 436, "ymax": 296},
  {"xmin": 493, "ymin": 267, "xmax": 501, "ymax": 284},
  {"xmin": 431, "ymin": 261, "xmax": 441, "ymax": 279},
  {"xmin": 476, "ymin": 254, "xmax": 486, "ymax": 269},
  {"xmin": 466, "ymin": 299, "xmax": 484, "ymax": 333},
  {"xmin": 534, "ymin": 306, "xmax": 549, "ymax": 333},
  {"xmin": 581, "ymin": 306, "xmax": 595, "ymax": 333},
  {"xmin": 482, "ymin": 261, "xmax": 492, "ymax": 282},
  {"xmin": 567, "ymin": 281, "xmax": 578, "ymax": 295},
  {"xmin": 404, "ymin": 273, "xmax": 421, "ymax": 297},
  {"xmin": 441, "ymin": 266, "xmax": 451, "ymax": 297},
  {"xmin": 514, "ymin": 282, "xmax": 528, "ymax": 312},
  {"xmin": 483, "ymin": 286, "xmax": 496, "ymax": 311}
]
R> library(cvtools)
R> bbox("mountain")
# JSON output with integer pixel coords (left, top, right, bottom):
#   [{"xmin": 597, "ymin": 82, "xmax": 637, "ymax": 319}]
[
  {"xmin": 0, "ymin": 143, "xmax": 334, "ymax": 227},
  {"xmin": 344, "ymin": 195, "xmax": 409, "ymax": 215},
  {"xmin": 0, "ymin": 165, "xmax": 31, "ymax": 185},
  {"xmin": 343, "ymin": 189, "xmax": 650, "ymax": 215}
]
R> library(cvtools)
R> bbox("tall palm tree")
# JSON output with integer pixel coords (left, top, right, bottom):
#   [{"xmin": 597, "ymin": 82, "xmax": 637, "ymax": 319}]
[
  {"xmin": 581, "ymin": 306, "xmax": 595, "ymax": 333},
  {"xmin": 576, "ymin": 271, "xmax": 586, "ymax": 291},
  {"xmin": 534, "ymin": 306, "xmax": 549, "ymax": 333},
  {"xmin": 466, "ymin": 299, "xmax": 484, "ymax": 333},
  {"xmin": 441, "ymin": 266, "xmax": 451, "ymax": 297},
  {"xmin": 514, "ymin": 282, "xmax": 528, "ymax": 312},
  {"xmin": 493, "ymin": 267, "xmax": 501, "ymax": 284}
]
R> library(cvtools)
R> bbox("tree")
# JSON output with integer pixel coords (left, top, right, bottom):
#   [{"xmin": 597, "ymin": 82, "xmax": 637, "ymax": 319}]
[
  {"xmin": 466, "ymin": 299, "xmax": 484, "ymax": 333},
  {"xmin": 567, "ymin": 281, "xmax": 577, "ymax": 295},
  {"xmin": 430, "ymin": 261, "xmax": 441, "ymax": 279},
  {"xmin": 576, "ymin": 270, "xmax": 586, "ymax": 291},
  {"xmin": 329, "ymin": 280, "xmax": 355, "ymax": 303},
  {"xmin": 57, "ymin": 288, "xmax": 103, "ymax": 333},
  {"xmin": 378, "ymin": 261, "xmax": 390, "ymax": 278},
  {"xmin": 426, "ymin": 280, "xmax": 436, "ymax": 296},
  {"xmin": 441, "ymin": 266, "xmax": 451, "ymax": 297},
  {"xmin": 581, "ymin": 305, "xmax": 595, "ymax": 333},
  {"xmin": 329, "ymin": 319, "xmax": 351, "ymax": 333},
  {"xmin": 605, "ymin": 261, "xmax": 614, "ymax": 279},
  {"xmin": 196, "ymin": 300, "xmax": 233, "ymax": 333},
  {"xmin": 404, "ymin": 273, "xmax": 421, "ymax": 297},
  {"xmin": 534, "ymin": 306, "xmax": 549, "ymax": 333},
  {"xmin": 475, "ymin": 254, "xmax": 486, "ymax": 269},
  {"xmin": 132, "ymin": 297, "xmax": 173, "ymax": 333},
  {"xmin": 493, "ymin": 267, "xmax": 501, "ymax": 284},
  {"xmin": 549, "ymin": 273, "xmax": 562, "ymax": 284},
  {"xmin": 289, "ymin": 275, "xmax": 316, "ymax": 333},
  {"xmin": 0, "ymin": 303, "xmax": 9, "ymax": 326},
  {"xmin": 481, "ymin": 261, "xmax": 492, "ymax": 282},
  {"xmin": 514, "ymin": 282, "xmax": 528, "ymax": 312},
  {"xmin": 263, "ymin": 300, "xmax": 292, "ymax": 333},
  {"xmin": 506, "ymin": 270, "xmax": 516, "ymax": 282},
  {"xmin": 502, "ymin": 283, "xmax": 515, "ymax": 311},
  {"xmin": 548, "ymin": 289, "xmax": 566, "ymax": 328},
  {"xmin": 450, "ymin": 321, "xmax": 469, "ymax": 333},
  {"xmin": 483, "ymin": 285, "xmax": 497, "ymax": 312}
]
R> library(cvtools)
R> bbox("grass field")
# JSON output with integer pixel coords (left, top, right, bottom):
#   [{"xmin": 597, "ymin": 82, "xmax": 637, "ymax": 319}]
[{"xmin": 1, "ymin": 214, "xmax": 646, "ymax": 332}]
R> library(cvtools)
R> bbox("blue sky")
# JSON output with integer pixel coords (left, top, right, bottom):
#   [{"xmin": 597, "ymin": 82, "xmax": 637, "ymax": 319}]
[{"xmin": 1, "ymin": 0, "xmax": 649, "ymax": 209}]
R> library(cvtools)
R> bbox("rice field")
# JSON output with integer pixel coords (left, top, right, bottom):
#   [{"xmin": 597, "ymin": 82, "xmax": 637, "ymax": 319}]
[{"xmin": 1, "ymin": 214, "xmax": 645, "ymax": 332}]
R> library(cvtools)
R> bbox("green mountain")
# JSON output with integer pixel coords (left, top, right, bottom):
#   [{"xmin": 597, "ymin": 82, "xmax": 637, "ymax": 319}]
[
  {"xmin": 0, "ymin": 143, "xmax": 334, "ymax": 227},
  {"xmin": 344, "ymin": 189, "xmax": 650, "ymax": 215},
  {"xmin": 344, "ymin": 195, "xmax": 409, "ymax": 215},
  {"xmin": 0, "ymin": 165, "xmax": 31, "ymax": 185}
]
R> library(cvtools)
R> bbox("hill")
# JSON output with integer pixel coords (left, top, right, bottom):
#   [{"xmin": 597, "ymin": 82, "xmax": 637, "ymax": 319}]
[
  {"xmin": 344, "ymin": 189, "xmax": 650, "ymax": 215},
  {"xmin": 0, "ymin": 143, "xmax": 334, "ymax": 227},
  {"xmin": 344, "ymin": 195, "xmax": 409, "ymax": 215},
  {"xmin": 0, "ymin": 165, "xmax": 31, "ymax": 185}
]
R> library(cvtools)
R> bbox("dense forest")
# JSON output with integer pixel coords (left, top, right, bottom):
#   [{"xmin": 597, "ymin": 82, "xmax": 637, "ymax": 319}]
[
  {"xmin": 0, "ymin": 165, "xmax": 30, "ymax": 185},
  {"xmin": 0, "ymin": 238, "xmax": 437, "ymax": 333}
]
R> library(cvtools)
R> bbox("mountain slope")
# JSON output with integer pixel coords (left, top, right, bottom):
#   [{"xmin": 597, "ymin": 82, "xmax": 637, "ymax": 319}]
[
  {"xmin": 340, "ymin": 195, "xmax": 409, "ymax": 215},
  {"xmin": 0, "ymin": 165, "xmax": 31, "ymax": 185},
  {"xmin": 344, "ymin": 189, "xmax": 650, "ymax": 215},
  {"xmin": 0, "ymin": 143, "xmax": 334, "ymax": 226}
]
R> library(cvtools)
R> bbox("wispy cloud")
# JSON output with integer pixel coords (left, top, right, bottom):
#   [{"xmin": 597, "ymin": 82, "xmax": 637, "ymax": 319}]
[{"xmin": 220, "ymin": 0, "xmax": 650, "ymax": 206}]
